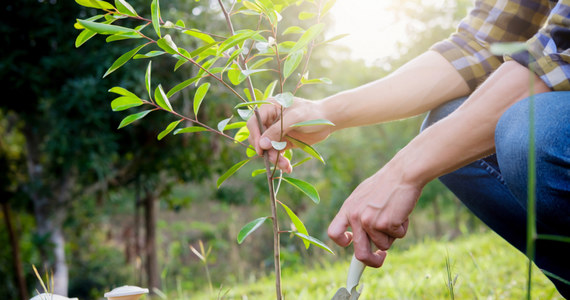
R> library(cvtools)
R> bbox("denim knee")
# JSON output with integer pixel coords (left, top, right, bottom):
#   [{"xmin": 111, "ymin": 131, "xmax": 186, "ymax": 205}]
[{"xmin": 495, "ymin": 92, "xmax": 570, "ymax": 232}]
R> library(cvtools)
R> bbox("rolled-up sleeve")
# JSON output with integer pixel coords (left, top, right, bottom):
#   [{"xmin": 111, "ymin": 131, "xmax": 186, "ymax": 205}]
[
  {"xmin": 508, "ymin": 0, "xmax": 570, "ymax": 90},
  {"xmin": 431, "ymin": 0, "xmax": 551, "ymax": 91}
]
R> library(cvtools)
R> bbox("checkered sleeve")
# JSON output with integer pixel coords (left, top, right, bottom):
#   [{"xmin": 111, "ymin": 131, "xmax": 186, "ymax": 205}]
[
  {"xmin": 507, "ymin": 0, "xmax": 570, "ymax": 91},
  {"xmin": 431, "ymin": 0, "xmax": 550, "ymax": 91}
]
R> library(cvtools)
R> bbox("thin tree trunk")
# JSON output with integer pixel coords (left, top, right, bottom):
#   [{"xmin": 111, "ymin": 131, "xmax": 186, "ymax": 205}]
[
  {"xmin": 24, "ymin": 126, "xmax": 70, "ymax": 296},
  {"xmin": 433, "ymin": 196, "xmax": 442, "ymax": 237},
  {"xmin": 1, "ymin": 201, "xmax": 29, "ymax": 300},
  {"xmin": 144, "ymin": 190, "xmax": 160, "ymax": 293},
  {"xmin": 134, "ymin": 176, "xmax": 142, "ymax": 286}
]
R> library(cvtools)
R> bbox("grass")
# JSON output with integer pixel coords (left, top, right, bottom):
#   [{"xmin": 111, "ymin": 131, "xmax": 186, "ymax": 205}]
[{"xmin": 187, "ymin": 232, "xmax": 563, "ymax": 299}]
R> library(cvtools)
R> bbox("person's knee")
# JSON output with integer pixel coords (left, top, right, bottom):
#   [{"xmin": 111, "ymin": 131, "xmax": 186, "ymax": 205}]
[{"xmin": 496, "ymin": 92, "xmax": 570, "ymax": 227}]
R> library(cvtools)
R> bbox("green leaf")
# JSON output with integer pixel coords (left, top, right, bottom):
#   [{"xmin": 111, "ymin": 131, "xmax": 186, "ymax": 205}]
[
  {"xmin": 109, "ymin": 86, "xmax": 138, "ymax": 98},
  {"xmin": 279, "ymin": 201, "xmax": 309, "ymax": 248},
  {"xmin": 246, "ymin": 146, "xmax": 257, "ymax": 158},
  {"xmin": 282, "ymin": 26, "xmax": 305, "ymax": 35},
  {"xmin": 151, "ymin": 0, "xmax": 161, "ymax": 38},
  {"xmin": 249, "ymin": 57, "xmax": 273, "ymax": 70},
  {"xmin": 320, "ymin": 33, "xmax": 349, "ymax": 45},
  {"xmin": 217, "ymin": 30, "xmax": 260, "ymax": 55},
  {"xmin": 75, "ymin": 29, "xmax": 97, "ymax": 48},
  {"xmin": 145, "ymin": 61, "xmax": 152, "ymax": 100},
  {"xmin": 224, "ymin": 121, "xmax": 247, "ymax": 130},
  {"xmin": 77, "ymin": 19, "xmax": 134, "ymax": 35},
  {"xmin": 234, "ymin": 101, "xmax": 272, "ymax": 109},
  {"xmin": 264, "ymin": 80, "xmax": 278, "ymax": 99},
  {"xmin": 298, "ymin": 11, "xmax": 315, "ymax": 20},
  {"xmin": 291, "ymin": 119, "xmax": 335, "ymax": 127},
  {"xmin": 103, "ymin": 44, "xmax": 146, "ymax": 78},
  {"xmin": 283, "ymin": 50, "xmax": 303, "ymax": 79},
  {"xmin": 183, "ymin": 29, "xmax": 216, "ymax": 44},
  {"xmin": 134, "ymin": 50, "xmax": 165, "ymax": 59},
  {"xmin": 111, "ymin": 96, "xmax": 143, "ymax": 111},
  {"xmin": 217, "ymin": 158, "xmax": 252, "ymax": 188},
  {"xmin": 74, "ymin": 14, "xmax": 104, "ymax": 29},
  {"xmin": 157, "ymin": 35, "xmax": 178, "ymax": 54},
  {"xmin": 106, "ymin": 32, "xmax": 143, "ymax": 42},
  {"xmin": 115, "ymin": 0, "xmax": 138, "ymax": 16},
  {"xmin": 193, "ymin": 82, "xmax": 210, "ymax": 117},
  {"xmin": 281, "ymin": 176, "xmax": 320, "ymax": 204},
  {"xmin": 154, "ymin": 84, "xmax": 173, "ymax": 111},
  {"xmin": 286, "ymin": 136, "xmax": 324, "ymax": 164},
  {"xmin": 158, "ymin": 120, "xmax": 182, "ymax": 140},
  {"xmin": 174, "ymin": 126, "xmax": 208, "ymax": 135},
  {"xmin": 234, "ymin": 126, "xmax": 249, "ymax": 142},
  {"xmin": 224, "ymin": 48, "xmax": 244, "ymax": 68},
  {"xmin": 490, "ymin": 42, "xmax": 528, "ymax": 56},
  {"xmin": 242, "ymin": 1, "xmax": 262, "ymax": 12},
  {"xmin": 237, "ymin": 109, "xmax": 253, "ymax": 121},
  {"xmin": 284, "ymin": 149, "xmax": 293, "ymax": 161},
  {"xmin": 271, "ymin": 141, "xmax": 287, "ymax": 151},
  {"xmin": 118, "ymin": 110, "xmax": 152, "ymax": 129},
  {"xmin": 274, "ymin": 92, "xmax": 293, "ymax": 108},
  {"xmin": 166, "ymin": 76, "xmax": 199, "ymax": 98},
  {"xmin": 190, "ymin": 42, "xmax": 218, "ymax": 58},
  {"xmin": 322, "ymin": 0, "xmax": 337, "ymax": 16},
  {"xmin": 300, "ymin": 77, "xmax": 332, "ymax": 85},
  {"xmin": 293, "ymin": 232, "xmax": 334, "ymax": 254},
  {"xmin": 75, "ymin": 0, "xmax": 115, "ymax": 10},
  {"xmin": 241, "ymin": 68, "xmax": 269, "ymax": 78},
  {"xmin": 217, "ymin": 117, "xmax": 232, "ymax": 132},
  {"xmin": 290, "ymin": 23, "xmax": 325, "ymax": 53},
  {"xmin": 237, "ymin": 217, "xmax": 269, "ymax": 244},
  {"xmin": 292, "ymin": 157, "xmax": 312, "ymax": 168},
  {"xmin": 176, "ymin": 19, "xmax": 185, "ymax": 27},
  {"xmin": 228, "ymin": 66, "xmax": 244, "ymax": 85},
  {"xmin": 251, "ymin": 169, "xmax": 265, "ymax": 177}
]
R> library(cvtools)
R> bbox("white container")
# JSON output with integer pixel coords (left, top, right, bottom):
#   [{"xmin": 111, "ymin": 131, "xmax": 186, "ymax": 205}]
[
  {"xmin": 30, "ymin": 293, "xmax": 78, "ymax": 300},
  {"xmin": 104, "ymin": 285, "xmax": 149, "ymax": 300}
]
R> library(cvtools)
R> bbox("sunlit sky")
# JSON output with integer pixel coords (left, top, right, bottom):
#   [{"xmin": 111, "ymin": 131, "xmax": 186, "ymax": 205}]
[{"xmin": 328, "ymin": 0, "xmax": 408, "ymax": 65}]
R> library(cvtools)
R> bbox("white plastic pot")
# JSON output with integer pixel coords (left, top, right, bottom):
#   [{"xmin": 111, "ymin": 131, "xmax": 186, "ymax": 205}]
[
  {"xmin": 30, "ymin": 293, "xmax": 78, "ymax": 300},
  {"xmin": 104, "ymin": 285, "xmax": 149, "ymax": 300}
]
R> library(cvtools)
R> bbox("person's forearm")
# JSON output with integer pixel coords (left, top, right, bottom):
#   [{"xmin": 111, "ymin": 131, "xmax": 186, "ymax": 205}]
[
  {"xmin": 389, "ymin": 61, "xmax": 551, "ymax": 186},
  {"xmin": 321, "ymin": 51, "xmax": 470, "ymax": 130}
]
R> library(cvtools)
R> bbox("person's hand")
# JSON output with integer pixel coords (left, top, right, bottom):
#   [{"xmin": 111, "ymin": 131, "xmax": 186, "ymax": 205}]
[
  {"xmin": 246, "ymin": 97, "xmax": 334, "ymax": 172},
  {"xmin": 327, "ymin": 164, "xmax": 422, "ymax": 267}
]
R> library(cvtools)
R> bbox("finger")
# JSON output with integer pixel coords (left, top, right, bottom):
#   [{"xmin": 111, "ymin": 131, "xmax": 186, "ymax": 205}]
[
  {"xmin": 352, "ymin": 224, "xmax": 384, "ymax": 268},
  {"xmin": 366, "ymin": 229, "xmax": 395, "ymax": 251},
  {"xmin": 327, "ymin": 213, "xmax": 353, "ymax": 247},
  {"xmin": 267, "ymin": 150, "xmax": 292, "ymax": 174},
  {"xmin": 246, "ymin": 102, "xmax": 280, "ymax": 155}
]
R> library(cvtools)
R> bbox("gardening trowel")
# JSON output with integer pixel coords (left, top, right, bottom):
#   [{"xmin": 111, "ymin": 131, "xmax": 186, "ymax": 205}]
[{"xmin": 331, "ymin": 254, "xmax": 366, "ymax": 300}]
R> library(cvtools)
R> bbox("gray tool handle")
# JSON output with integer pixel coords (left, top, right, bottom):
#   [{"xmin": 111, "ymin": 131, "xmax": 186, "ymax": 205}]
[{"xmin": 346, "ymin": 254, "xmax": 366, "ymax": 293}]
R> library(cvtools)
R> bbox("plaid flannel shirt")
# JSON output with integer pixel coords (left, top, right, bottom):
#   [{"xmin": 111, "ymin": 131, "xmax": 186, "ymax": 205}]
[{"xmin": 431, "ymin": 0, "xmax": 570, "ymax": 91}]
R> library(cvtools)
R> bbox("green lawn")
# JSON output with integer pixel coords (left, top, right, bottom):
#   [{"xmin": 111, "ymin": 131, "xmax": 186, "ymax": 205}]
[{"xmin": 186, "ymin": 232, "xmax": 563, "ymax": 299}]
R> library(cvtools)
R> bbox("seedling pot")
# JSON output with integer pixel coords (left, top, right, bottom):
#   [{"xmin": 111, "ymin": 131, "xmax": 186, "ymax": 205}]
[{"xmin": 104, "ymin": 286, "xmax": 149, "ymax": 300}]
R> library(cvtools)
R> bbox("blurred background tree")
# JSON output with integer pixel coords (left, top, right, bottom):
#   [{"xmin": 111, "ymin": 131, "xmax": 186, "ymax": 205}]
[{"xmin": 0, "ymin": 0, "xmax": 479, "ymax": 299}]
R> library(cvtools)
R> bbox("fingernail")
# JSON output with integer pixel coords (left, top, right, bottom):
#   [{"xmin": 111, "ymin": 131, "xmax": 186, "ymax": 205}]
[{"xmin": 260, "ymin": 137, "xmax": 271, "ymax": 149}]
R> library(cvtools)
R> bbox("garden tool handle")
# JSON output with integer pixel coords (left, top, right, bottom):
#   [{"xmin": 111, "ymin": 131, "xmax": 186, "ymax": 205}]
[{"xmin": 346, "ymin": 254, "xmax": 366, "ymax": 293}]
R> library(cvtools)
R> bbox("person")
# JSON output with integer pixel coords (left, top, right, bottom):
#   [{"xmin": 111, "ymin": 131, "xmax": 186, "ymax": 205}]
[{"xmin": 247, "ymin": 0, "xmax": 570, "ymax": 297}]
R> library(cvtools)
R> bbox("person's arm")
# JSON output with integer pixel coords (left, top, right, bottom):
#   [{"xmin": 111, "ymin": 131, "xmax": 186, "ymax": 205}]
[
  {"xmin": 247, "ymin": 50, "xmax": 470, "ymax": 171},
  {"xmin": 327, "ymin": 60, "xmax": 552, "ymax": 267}
]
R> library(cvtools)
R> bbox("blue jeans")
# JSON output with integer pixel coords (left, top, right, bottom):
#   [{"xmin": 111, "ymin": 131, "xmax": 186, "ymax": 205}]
[{"xmin": 421, "ymin": 91, "xmax": 570, "ymax": 297}]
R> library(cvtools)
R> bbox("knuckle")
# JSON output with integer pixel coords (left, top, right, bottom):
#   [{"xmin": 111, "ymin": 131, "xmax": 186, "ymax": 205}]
[{"xmin": 360, "ymin": 213, "xmax": 375, "ymax": 229}]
